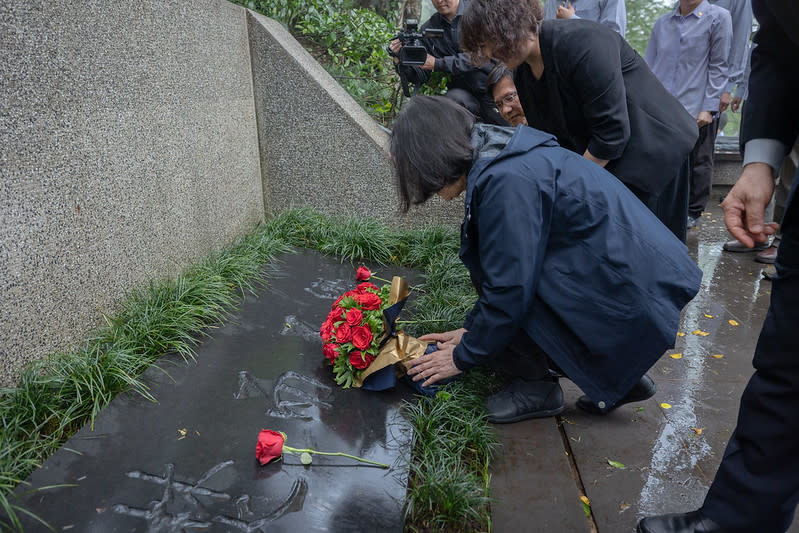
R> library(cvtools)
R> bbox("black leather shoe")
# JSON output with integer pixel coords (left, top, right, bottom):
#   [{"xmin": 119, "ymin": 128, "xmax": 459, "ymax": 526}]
[
  {"xmin": 576, "ymin": 374, "xmax": 656, "ymax": 415},
  {"xmin": 637, "ymin": 510, "xmax": 729, "ymax": 532},
  {"xmin": 485, "ymin": 377, "xmax": 564, "ymax": 423}
]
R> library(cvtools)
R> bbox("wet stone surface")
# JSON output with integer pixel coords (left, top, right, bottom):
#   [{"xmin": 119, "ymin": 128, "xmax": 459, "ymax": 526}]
[{"xmin": 13, "ymin": 250, "xmax": 414, "ymax": 532}]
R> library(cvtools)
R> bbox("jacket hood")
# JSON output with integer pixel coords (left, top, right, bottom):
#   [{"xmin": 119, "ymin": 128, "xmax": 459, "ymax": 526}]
[
  {"xmin": 471, "ymin": 123, "xmax": 559, "ymax": 165},
  {"xmin": 467, "ymin": 124, "xmax": 560, "ymax": 203}
]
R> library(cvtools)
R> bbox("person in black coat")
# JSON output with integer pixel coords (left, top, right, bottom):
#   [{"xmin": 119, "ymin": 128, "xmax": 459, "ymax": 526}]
[
  {"xmin": 459, "ymin": 0, "xmax": 698, "ymax": 242},
  {"xmin": 637, "ymin": 1, "xmax": 799, "ymax": 531}
]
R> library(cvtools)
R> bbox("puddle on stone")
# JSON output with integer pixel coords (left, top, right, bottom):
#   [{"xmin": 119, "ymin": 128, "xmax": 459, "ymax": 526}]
[{"xmin": 10, "ymin": 249, "xmax": 415, "ymax": 532}]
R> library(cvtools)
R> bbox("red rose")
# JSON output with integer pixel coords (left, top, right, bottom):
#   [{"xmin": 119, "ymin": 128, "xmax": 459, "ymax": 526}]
[
  {"xmin": 328, "ymin": 306, "xmax": 344, "ymax": 323},
  {"xmin": 323, "ymin": 343, "xmax": 340, "ymax": 362},
  {"xmin": 351, "ymin": 325, "xmax": 373, "ymax": 350},
  {"xmin": 355, "ymin": 292, "xmax": 381, "ymax": 310},
  {"xmin": 320, "ymin": 319, "xmax": 333, "ymax": 342},
  {"xmin": 332, "ymin": 294, "xmax": 344, "ymax": 309},
  {"xmin": 356, "ymin": 282, "xmax": 379, "ymax": 293},
  {"xmin": 345, "ymin": 308, "xmax": 363, "ymax": 326},
  {"xmin": 356, "ymin": 266, "xmax": 371, "ymax": 281},
  {"xmin": 256, "ymin": 429, "xmax": 284, "ymax": 465},
  {"xmin": 335, "ymin": 323, "xmax": 352, "ymax": 343},
  {"xmin": 349, "ymin": 350, "xmax": 375, "ymax": 370}
]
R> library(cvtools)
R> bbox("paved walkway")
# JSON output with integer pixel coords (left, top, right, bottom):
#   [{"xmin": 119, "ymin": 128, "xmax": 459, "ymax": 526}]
[{"xmin": 491, "ymin": 188, "xmax": 798, "ymax": 532}]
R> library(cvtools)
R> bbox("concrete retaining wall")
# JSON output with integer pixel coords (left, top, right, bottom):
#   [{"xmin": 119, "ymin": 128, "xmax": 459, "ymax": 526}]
[
  {"xmin": 0, "ymin": 0, "xmax": 264, "ymax": 385},
  {"xmin": 247, "ymin": 11, "xmax": 462, "ymax": 226}
]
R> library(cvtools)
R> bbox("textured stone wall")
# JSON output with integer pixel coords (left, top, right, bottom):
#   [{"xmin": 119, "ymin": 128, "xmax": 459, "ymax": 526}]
[
  {"xmin": 246, "ymin": 11, "xmax": 463, "ymax": 227},
  {"xmin": 0, "ymin": 0, "xmax": 265, "ymax": 385}
]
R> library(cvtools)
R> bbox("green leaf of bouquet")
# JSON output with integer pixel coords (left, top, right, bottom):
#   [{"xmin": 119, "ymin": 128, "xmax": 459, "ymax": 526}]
[{"xmin": 300, "ymin": 452, "xmax": 313, "ymax": 465}]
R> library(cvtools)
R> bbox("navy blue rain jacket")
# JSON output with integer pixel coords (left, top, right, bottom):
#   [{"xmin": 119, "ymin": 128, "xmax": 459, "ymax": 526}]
[{"xmin": 453, "ymin": 124, "xmax": 702, "ymax": 408}]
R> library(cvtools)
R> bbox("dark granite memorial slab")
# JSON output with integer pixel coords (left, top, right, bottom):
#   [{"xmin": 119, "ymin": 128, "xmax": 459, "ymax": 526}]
[{"xmin": 10, "ymin": 250, "xmax": 414, "ymax": 532}]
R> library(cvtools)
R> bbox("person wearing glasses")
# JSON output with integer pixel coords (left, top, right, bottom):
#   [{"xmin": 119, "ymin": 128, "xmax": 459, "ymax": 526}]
[
  {"xmin": 460, "ymin": 0, "xmax": 699, "ymax": 242},
  {"xmin": 488, "ymin": 66, "xmax": 528, "ymax": 127}
]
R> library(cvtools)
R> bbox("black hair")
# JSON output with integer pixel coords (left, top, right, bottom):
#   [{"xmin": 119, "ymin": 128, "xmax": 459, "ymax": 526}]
[
  {"xmin": 390, "ymin": 96, "xmax": 475, "ymax": 212},
  {"xmin": 486, "ymin": 63, "xmax": 514, "ymax": 100}
]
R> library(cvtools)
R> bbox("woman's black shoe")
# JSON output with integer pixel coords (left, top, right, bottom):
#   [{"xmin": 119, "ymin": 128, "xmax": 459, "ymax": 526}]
[
  {"xmin": 637, "ymin": 510, "xmax": 729, "ymax": 532},
  {"xmin": 576, "ymin": 375, "xmax": 656, "ymax": 415},
  {"xmin": 485, "ymin": 377, "xmax": 564, "ymax": 423}
]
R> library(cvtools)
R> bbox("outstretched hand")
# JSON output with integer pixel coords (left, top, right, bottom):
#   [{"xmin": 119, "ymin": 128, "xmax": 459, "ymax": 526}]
[{"xmin": 721, "ymin": 162, "xmax": 780, "ymax": 247}]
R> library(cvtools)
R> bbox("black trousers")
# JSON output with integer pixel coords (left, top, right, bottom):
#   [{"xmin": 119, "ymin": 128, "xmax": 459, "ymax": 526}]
[
  {"xmin": 627, "ymin": 156, "xmax": 691, "ymax": 243},
  {"xmin": 688, "ymin": 117, "xmax": 719, "ymax": 218},
  {"xmin": 702, "ymin": 167, "xmax": 799, "ymax": 531}
]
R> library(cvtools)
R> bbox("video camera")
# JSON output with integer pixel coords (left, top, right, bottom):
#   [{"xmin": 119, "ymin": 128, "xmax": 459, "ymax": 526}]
[
  {"xmin": 389, "ymin": 19, "xmax": 443, "ymax": 66},
  {"xmin": 389, "ymin": 19, "xmax": 444, "ymax": 97}
]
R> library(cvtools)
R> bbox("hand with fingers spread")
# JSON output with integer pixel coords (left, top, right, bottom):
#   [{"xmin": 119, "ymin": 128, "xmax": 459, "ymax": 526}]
[{"xmin": 721, "ymin": 162, "xmax": 780, "ymax": 247}]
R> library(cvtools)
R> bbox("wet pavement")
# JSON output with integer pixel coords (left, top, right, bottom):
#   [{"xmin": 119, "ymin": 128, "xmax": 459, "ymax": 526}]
[
  {"xmin": 492, "ymin": 188, "xmax": 798, "ymax": 532},
  {"xmin": 10, "ymin": 251, "xmax": 414, "ymax": 532}
]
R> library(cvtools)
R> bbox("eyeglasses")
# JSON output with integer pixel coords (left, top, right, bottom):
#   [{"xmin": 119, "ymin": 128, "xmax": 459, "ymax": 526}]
[{"xmin": 494, "ymin": 90, "xmax": 518, "ymax": 110}]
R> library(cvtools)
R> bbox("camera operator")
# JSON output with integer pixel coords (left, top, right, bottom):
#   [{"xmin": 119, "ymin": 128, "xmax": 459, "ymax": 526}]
[{"xmin": 389, "ymin": 0, "xmax": 508, "ymax": 125}]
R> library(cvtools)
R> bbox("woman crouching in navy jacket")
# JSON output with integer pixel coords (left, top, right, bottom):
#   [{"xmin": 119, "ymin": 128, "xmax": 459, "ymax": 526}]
[{"xmin": 395, "ymin": 96, "xmax": 702, "ymax": 422}]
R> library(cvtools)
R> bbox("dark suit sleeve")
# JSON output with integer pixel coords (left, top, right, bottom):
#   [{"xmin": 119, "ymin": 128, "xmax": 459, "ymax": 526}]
[
  {"xmin": 740, "ymin": 3, "xmax": 799, "ymax": 150},
  {"xmin": 452, "ymin": 169, "xmax": 553, "ymax": 371},
  {"xmin": 556, "ymin": 27, "xmax": 630, "ymax": 161}
]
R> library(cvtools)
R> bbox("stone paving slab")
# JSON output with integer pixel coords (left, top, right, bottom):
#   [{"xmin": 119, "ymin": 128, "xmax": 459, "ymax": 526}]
[
  {"xmin": 490, "ymin": 419, "xmax": 589, "ymax": 532},
  {"xmin": 11, "ymin": 250, "xmax": 413, "ymax": 532}
]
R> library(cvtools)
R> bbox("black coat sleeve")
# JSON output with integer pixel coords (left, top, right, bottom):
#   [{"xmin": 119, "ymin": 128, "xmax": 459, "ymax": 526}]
[
  {"xmin": 555, "ymin": 26, "xmax": 631, "ymax": 161},
  {"xmin": 741, "ymin": 1, "xmax": 799, "ymax": 150}
]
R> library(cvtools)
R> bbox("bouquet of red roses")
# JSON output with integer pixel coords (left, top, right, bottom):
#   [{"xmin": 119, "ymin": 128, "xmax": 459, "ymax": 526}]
[{"xmin": 320, "ymin": 266, "xmax": 428, "ymax": 389}]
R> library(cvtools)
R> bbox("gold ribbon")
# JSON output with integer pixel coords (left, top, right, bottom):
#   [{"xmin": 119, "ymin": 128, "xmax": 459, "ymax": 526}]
[{"xmin": 352, "ymin": 276, "xmax": 428, "ymax": 388}]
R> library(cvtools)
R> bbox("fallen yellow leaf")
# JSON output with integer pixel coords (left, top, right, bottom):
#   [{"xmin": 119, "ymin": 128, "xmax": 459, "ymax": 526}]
[
  {"xmin": 676, "ymin": 332, "xmax": 686, "ymax": 337},
  {"xmin": 693, "ymin": 329, "xmax": 710, "ymax": 336},
  {"xmin": 581, "ymin": 495, "xmax": 590, "ymax": 506},
  {"xmin": 619, "ymin": 503, "xmax": 631, "ymax": 512},
  {"xmin": 704, "ymin": 313, "xmax": 715, "ymax": 318},
  {"xmin": 691, "ymin": 427, "xmax": 704, "ymax": 435},
  {"xmin": 660, "ymin": 403, "xmax": 672, "ymax": 409},
  {"xmin": 728, "ymin": 319, "xmax": 739, "ymax": 326},
  {"xmin": 712, "ymin": 354, "xmax": 724, "ymax": 359},
  {"xmin": 669, "ymin": 353, "xmax": 683, "ymax": 359}
]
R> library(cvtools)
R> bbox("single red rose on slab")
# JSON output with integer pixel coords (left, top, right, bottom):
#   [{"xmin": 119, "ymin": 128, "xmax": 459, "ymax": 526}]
[
  {"xmin": 323, "ymin": 343, "xmax": 340, "ymax": 362},
  {"xmin": 351, "ymin": 325, "xmax": 374, "ymax": 350},
  {"xmin": 345, "ymin": 308, "xmax": 363, "ymax": 326},
  {"xmin": 256, "ymin": 429, "xmax": 284, "ymax": 465},
  {"xmin": 355, "ymin": 292, "xmax": 381, "ymax": 310},
  {"xmin": 356, "ymin": 266, "xmax": 371, "ymax": 281},
  {"xmin": 335, "ymin": 323, "xmax": 352, "ymax": 343}
]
